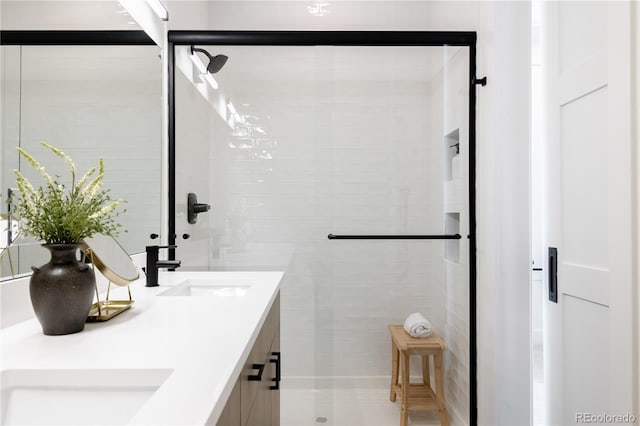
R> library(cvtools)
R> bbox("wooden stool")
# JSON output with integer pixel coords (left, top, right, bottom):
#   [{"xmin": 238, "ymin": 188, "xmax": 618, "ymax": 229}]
[{"xmin": 388, "ymin": 324, "xmax": 448, "ymax": 426}]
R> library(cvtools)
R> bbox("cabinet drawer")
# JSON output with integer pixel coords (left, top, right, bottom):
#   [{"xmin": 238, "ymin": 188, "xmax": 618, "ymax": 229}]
[
  {"xmin": 215, "ymin": 380, "xmax": 240, "ymax": 426},
  {"xmin": 270, "ymin": 326, "xmax": 280, "ymax": 426},
  {"xmin": 240, "ymin": 294, "xmax": 280, "ymax": 425},
  {"xmin": 246, "ymin": 336, "xmax": 280, "ymax": 426}
]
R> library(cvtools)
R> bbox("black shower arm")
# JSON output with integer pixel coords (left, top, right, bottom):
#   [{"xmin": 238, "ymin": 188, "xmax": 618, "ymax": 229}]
[{"xmin": 190, "ymin": 45, "xmax": 212, "ymax": 59}]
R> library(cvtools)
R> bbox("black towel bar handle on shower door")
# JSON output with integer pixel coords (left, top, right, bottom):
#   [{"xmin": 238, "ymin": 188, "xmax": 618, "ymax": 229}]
[{"xmin": 327, "ymin": 234, "xmax": 462, "ymax": 240}]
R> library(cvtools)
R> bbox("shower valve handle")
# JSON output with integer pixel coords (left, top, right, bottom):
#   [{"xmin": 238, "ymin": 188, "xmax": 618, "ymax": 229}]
[
  {"xmin": 187, "ymin": 193, "xmax": 211, "ymax": 224},
  {"xmin": 193, "ymin": 203, "xmax": 210, "ymax": 214}
]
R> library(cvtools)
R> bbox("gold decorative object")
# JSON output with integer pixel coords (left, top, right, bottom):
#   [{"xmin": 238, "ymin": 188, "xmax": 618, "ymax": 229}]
[
  {"xmin": 82, "ymin": 235, "xmax": 139, "ymax": 322},
  {"xmin": 86, "ymin": 287, "xmax": 134, "ymax": 322}
]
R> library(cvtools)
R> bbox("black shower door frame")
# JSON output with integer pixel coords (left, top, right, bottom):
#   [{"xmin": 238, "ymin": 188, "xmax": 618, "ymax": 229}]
[{"xmin": 167, "ymin": 30, "xmax": 479, "ymax": 426}]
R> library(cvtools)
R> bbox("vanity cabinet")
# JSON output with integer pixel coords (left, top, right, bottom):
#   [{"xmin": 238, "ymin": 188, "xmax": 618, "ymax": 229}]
[{"xmin": 216, "ymin": 293, "xmax": 280, "ymax": 426}]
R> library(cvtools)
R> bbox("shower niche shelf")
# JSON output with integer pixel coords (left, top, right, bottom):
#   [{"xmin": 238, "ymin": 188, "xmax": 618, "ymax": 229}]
[
  {"xmin": 443, "ymin": 127, "xmax": 464, "ymax": 212},
  {"xmin": 444, "ymin": 213, "xmax": 460, "ymax": 263},
  {"xmin": 444, "ymin": 128, "xmax": 460, "ymax": 182}
]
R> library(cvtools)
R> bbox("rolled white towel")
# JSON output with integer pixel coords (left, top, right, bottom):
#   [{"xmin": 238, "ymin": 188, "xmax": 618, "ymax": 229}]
[{"xmin": 403, "ymin": 312, "xmax": 433, "ymax": 338}]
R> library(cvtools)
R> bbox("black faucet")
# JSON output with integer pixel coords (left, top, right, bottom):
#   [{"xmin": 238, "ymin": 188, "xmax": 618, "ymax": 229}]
[{"xmin": 145, "ymin": 245, "xmax": 181, "ymax": 287}]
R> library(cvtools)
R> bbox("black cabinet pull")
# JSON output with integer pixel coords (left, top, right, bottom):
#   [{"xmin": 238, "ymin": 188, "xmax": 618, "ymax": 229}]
[
  {"xmin": 248, "ymin": 363, "xmax": 265, "ymax": 381},
  {"xmin": 548, "ymin": 247, "xmax": 558, "ymax": 303},
  {"xmin": 270, "ymin": 352, "xmax": 281, "ymax": 390}
]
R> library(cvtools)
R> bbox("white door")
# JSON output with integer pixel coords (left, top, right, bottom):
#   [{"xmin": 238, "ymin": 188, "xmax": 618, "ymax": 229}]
[{"xmin": 542, "ymin": 1, "xmax": 635, "ymax": 425}]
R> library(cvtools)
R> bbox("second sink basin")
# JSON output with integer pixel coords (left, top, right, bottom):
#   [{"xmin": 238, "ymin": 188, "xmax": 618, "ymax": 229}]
[
  {"xmin": 1, "ymin": 368, "xmax": 173, "ymax": 425},
  {"xmin": 157, "ymin": 278, "xmax": 252, "ymax": 297}
]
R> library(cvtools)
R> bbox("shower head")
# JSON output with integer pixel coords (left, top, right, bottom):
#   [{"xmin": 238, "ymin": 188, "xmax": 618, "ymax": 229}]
[{"xmin": 190, "ymin": 46, "xmax": 228, "ymax": 74}]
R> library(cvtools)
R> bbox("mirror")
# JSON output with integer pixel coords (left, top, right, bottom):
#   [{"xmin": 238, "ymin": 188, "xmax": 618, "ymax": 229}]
[
  {"xmin": 83, "ymin": 234, "xmax": 139, "ymax": 286},
  {"xmin": 0, "ymin": 44, "xmax": 162, "ymax": 280}
]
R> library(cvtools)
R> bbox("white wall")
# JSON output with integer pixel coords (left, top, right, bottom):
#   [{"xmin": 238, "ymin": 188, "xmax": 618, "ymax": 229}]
[
  {"xmin": 0, "ymin": 1, "xmax": 139, "ymax": 30},
  {"xmin": 167, "ymin": 0, "xmax": 210, "ymax": 30},
  {"xmin": 636, "ymin": 1, "xmax": 640, "ymax": 416},
  {"xmin": 426, "ymin": 2, "xmax": 532, "ymax": 425},
  {"xmin": 440, "ymin": 47, "xmax": 472, "ymax": 422},
  {"xmin": 118, "ymin": 0, "xmax": 166, "ymax": 48},
  {"xmin": 531, "ymin": 0, "xmax": 544, "ymax": 350},
  {"xmin": 483, "ymin": 3, "xmax": 532, "ymax": 423},
  {"xmin": 174, "ymin": 60, "xmax": 213, "ymax": 268},
  {"xmin": 605, "ymin": 1, "xmax": 637, "ymax": 418},
  {"xmin": 169, "ymin": 0, "xmax": 433, "ymax": 31}
]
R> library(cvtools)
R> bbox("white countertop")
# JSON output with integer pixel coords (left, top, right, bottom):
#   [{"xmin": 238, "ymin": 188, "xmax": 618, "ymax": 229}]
[{"xmin": 0, "ymin": 270, "xmax": 283, "ymax": 425}]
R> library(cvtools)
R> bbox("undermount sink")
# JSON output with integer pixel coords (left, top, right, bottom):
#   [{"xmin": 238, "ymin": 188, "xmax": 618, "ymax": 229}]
[
  {"xmin": 0, "ymin": 368, "xmax": 173, "ymax": 425},
  {"xmin": 156, "ymin": 278, "xmax": 252, "ymax": 297}
]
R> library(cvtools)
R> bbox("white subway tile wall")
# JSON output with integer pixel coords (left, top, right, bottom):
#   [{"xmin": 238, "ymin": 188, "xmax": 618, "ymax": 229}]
[{"xmin": 438, "ymin": 47, "xmax": 471, "ymax": 423}]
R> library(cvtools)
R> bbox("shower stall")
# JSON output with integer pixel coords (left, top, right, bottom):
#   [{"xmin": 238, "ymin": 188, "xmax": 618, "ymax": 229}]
[{"xmin": 169, "ymin": 32, "xmax": 476, "ymax": 426}]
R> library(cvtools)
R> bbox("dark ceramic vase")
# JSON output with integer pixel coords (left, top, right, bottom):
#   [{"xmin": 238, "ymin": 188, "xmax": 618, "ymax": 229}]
[{"xmin": 30, "ymin": 244, "xmax": 96, "ymax": 335}]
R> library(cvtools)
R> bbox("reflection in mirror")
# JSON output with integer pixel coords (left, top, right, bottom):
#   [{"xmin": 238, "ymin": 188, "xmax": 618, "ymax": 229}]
[
  {"xmin": 83, "ymin": 234, "xmax": 139, "ymax": 286},
  {"xmin": 0, "ymin": 45, "xmax": 162, "ymax": 280}
]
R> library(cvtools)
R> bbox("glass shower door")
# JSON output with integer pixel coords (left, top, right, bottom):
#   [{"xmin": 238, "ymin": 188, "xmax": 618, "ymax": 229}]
[{"xmin": 174, "ymin": 43, "xmax": 471, "ymax": 426}]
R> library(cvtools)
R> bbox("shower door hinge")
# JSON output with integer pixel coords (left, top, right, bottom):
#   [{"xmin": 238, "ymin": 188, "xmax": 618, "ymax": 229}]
[{"xmin": 473, "ymin": 76, "xmax": 487, "ymax": 87}]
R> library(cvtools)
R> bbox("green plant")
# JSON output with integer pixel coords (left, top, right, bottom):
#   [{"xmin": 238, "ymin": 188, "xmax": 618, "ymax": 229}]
[{"xmin": 12, "ymin": 142, "xmax": 124, "ymax": 244}]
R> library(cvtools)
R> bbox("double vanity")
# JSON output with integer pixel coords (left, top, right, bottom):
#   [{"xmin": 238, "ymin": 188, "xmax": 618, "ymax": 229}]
[{"xmin": 0, "ymin": 271, "xmax": 283, "ymax": 425}]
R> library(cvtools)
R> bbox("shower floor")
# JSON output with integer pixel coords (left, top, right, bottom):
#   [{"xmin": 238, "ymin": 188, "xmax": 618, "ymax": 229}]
[{"xmin": 281, "ymin": 377, "xmax": 444, "ymax": 426}]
